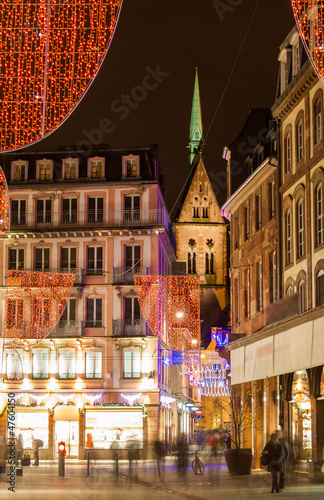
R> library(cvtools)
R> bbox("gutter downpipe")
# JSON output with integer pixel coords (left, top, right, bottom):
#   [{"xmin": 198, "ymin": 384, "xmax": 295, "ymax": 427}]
[{"xmin": 276, "ymin": 119, "xmax": 282, "ymax": 300}]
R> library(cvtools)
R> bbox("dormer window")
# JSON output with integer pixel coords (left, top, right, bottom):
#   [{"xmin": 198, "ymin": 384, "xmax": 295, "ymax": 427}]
[
  {"xmin": 37, "ymin": 160, "xmax": 52, "ymax": 181},
  {"xmin": 12, "ymin": 161, "xmax": 28, "ymax": 182},
  {"xmin": 88, "ymin": 157, "xmax": 104, "ymax": 179},
  {"xmin": 63, "ymin": 158, "xmax": 78, "ymax": 180},
  {"xmin": 122, "ymin": 155, "xmax": 140, "ymax": 178}
]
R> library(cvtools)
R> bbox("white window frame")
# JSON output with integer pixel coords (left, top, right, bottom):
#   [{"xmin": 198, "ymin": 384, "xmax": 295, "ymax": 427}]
[
  {"xmin": 298, "ymin": 279, "xmax": 306, "ymax": 313},
  {"xmin": 286, "ymin": 133, "xmax": 291, "ymax": 172},
  {"xmin": 256, "ymin": 260, "xmax": 263, "ymax": 312},
  {"xmin": 85, "ymin": 350, "xmax": 102, "ymax": 379},
  {"xmin": 9, "ymin": 247, "xmax": 24, "ymax": 270},
  {"xmin": 286, "ymin": 209, "xmax": 292, "ymax": 265},
  {"xmin": 32, "ymin": 349, "xmax": 49, "ymax": 379},
  {"xmin": 269, "ymin": 251, "xmax": 277, "ymax": 303},
  {"xmin": 61, "ymin": 246, "xmax": 77, "ymax": 271},
  {"xmin": 11, "ymin": 161, "xmax": 28, "ymax": 182},
  {"xmin": 297, "ymin": 198, "xmax": 305, "ymax": 258},
  {"xmin": 316, "ymin": 183, "xmax": 324, "ymax": 246},
  {"xmin": 86, "ymin": 297, "xmax": 102, "ymax": 327},
  {"xmin": 86, "ymin": 246, "xmax": 103, "ymax": 275},
  {"xmin": 58, "ymin": 349, "xmax": 76, "ymax": 380},
  {"xmin": 297, "ymin": 120, "xmax": 303, "ymax": 162},
  {"xmin": 88, "ymin": 157, "xmax": 105, "ymax": 179},
  {"xmin": 122, "ymin": 155, "xmax": 140, "ymax": 178},
  {"xmin": 123, "ymin": 347, "xmax": 141, "ymax": 379},
  {"xmin": 62, "ymin": 158, "xmax": 78, "ymax": 180},
  {"xmin": 35, "ymin": 247, "xmax": 50, "ymax": 270},
  {"xmin": 315, "ymin": 98, "xmax": 322, "ymax": 144},
  {"xmin": 37, "ymin": 159, "xmax": 53, "ymax": 181}
]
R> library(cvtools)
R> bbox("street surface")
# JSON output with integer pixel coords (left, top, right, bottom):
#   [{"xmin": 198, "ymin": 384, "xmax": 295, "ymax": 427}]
[{"xmin": 1, "ymin": 455, "xmax": 324, "ymax": 499}]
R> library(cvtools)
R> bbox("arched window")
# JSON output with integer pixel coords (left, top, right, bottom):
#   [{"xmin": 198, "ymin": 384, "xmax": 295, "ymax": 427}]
[
  {"xmin": 286, "ymin": 132, "xmax": 291, "ymax": 173},
  {"xmin": 297, "ymin": 198, "xmax": 305, "ymax": 258},
  {"xmin": 315, "ymin": 98, "xmax": 322, "ymax": 144},
  {"xmin": 298, "ymin": 279, "xmax": 306, "ymax": 313},
  {"xmin": 286, "ymin": 209, "xmax": 292, "ymax": 265},
  {"xmin": 317, "ymin": 269, "xmax": 324, "ymax": 306},
  {"xmin": 188, "ymin": 251, "xmax": 197, "ymax": 274},
  {"xmin": 187, "ymin": 252, "xmax": 192, "ymax": 274},
  {"xmin": 286, "ymin": 285, "xmax": 294, "ymax": 296},
  {"xmin": 205, "ymin": 252, "xmax": 215, "ymax": 274},
  {"xmin": 316, "ymin": 183, "xmax": 324, "ymax": 246},
  {"xmin": 297, "ymin": 119, "xmax": 303, "ymax": 162}
]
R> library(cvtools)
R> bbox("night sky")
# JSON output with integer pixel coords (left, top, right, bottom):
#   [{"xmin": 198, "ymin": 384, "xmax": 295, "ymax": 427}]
[{"xmin": 27, "ymin": 0, "xmax": 295, "ymax": 212}]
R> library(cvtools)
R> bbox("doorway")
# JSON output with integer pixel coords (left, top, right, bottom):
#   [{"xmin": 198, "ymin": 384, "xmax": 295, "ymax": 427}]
[{"xmin": 55, "ymin": 421, "xmax": 79, "ymax": 458}]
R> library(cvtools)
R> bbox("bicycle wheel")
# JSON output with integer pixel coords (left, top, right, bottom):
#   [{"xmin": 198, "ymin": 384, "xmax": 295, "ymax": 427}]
[{"xmin": 192, "ymin": 459, "xmax": 205, "ymax": 475}]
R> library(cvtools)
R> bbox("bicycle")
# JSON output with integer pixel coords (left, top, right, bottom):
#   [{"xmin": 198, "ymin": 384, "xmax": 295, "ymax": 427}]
[{"xmin": 192, "ymin": 450, "xmax": 204, "ymax": 475}]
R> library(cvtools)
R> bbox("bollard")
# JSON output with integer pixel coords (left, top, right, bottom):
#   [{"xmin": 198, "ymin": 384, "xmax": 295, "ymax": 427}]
[
  {"xmin": 87, "ymin": 451, "xmax": 90, "ymax": 477},
  {"xmin": 58, "ymin": 442, "xmax": 65, "ymax": 477}
]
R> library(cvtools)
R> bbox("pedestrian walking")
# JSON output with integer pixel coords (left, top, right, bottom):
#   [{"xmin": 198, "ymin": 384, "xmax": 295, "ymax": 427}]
[
  {"xmin": 275, "ymin": 429, "xmax": 290, "ymax": 491},
  {"xmin": 110, "ymin": 440, "xmax": 119, "ymax": 478},
  {"xmin": 208, "ymin": 432, "xmax": 218, "ymax": 457},
  {"xmin": 262, "ymin": 433, "xmax": 283, "ymax": 493},
  {"xmin": 16, "ymin": 434, "xmax": 23, "ymax": 466},
  {"xmin": 176, "ymin": 434, "xmax": 188, "ymax": 480},
  {"xmin": 154, "ymin": 439, "xmax": 164, "ymax": 476},
  {"xmin": 32, "ymin": 437, "xmax": 43, "ymax": 466}
]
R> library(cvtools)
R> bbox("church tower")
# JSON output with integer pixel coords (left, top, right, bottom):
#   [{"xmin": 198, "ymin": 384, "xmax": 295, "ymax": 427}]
[{"xmin": 172, "ymin": 70, "xmax": 229, "ymax": 348}]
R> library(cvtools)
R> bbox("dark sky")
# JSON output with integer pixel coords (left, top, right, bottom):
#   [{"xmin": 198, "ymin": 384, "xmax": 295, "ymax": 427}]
[{"xmin": 28, "ymin": 0, "xmax": 295, "ymax": 212}]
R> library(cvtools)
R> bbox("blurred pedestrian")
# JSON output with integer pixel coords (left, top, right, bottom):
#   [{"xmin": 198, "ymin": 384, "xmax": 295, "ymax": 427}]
[
  {"xmin": 110, "ymin": 439, "xmax": 119, "ymax": 477},
  {"xmin": 262, "ymin": 433, "xmax": 283, "ymax": 493},
  {"xmin": 16, "ymin": 434, "xmax": 23, "ymax": 466},
  {"xmin": 154, "ymin": 439, "xmax": 164, "ymax": 476},
  {"xmin": 177, "ymin": 434, "xmax": 188, "ymax": 480},
  {"xmin": 0, "ymin": 436, "xmax": 6, "ymax": 473},
  {"xmin": 32, "ymin": 437, "xmax": 43, "ymax": 466},
  {"xmin": 275, "ymin": 429, "xmax": 289, "ymax": 491},
  {"xmin": 208, "ymin": 432, "xmax": 218, "ymax": 457},
  {"xmin": 225, "ymin": 432, "xmax": 231, "ymax": 449}
]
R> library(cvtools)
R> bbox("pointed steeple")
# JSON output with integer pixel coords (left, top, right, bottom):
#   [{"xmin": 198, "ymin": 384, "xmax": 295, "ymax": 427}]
[{"xmin": 189, "ymin": 68, "xmax": 203, "ymax": 166}]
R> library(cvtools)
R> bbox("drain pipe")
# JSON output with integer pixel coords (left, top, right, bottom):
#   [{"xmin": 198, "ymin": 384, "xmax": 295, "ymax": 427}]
[{"xmin": 276, "ymin": 119, "xmax": 282, "ymax": 300}]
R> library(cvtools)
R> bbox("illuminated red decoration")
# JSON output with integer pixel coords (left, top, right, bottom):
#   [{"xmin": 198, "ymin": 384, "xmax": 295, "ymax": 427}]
[
  {"xmin": 134, "ymin": 275, "xmax": 200, "ymax": 351},
  {"xmin": 0, "ymin": 166, "xmax": 10, "ymax": 235},
  {"xmin": 5, "ymin": 270, "xmax": 75, "ymax": 339},
  {"xmin": 292, "ymin": 1, "xmax": 324, "ymax": 81},
  {"xmin": 0, "ymin": 0, "xmax": 123, "ymax": 151}
]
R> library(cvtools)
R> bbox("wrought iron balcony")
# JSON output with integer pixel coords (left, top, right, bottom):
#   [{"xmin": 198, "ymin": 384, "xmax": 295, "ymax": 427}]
[
  {"xmin": 10, "ymin": 209, "xmax": 167, "ymax": 230},
  {"xmin": 113, "ymin": 266, "xmax": 148, "ymax": 284},
  {"xmin": 112, "ymin": 319, "xmax": 151, "ymax": 337},
  {"xmin": 48, "ymin": 320, "xmax": 83, "ymax": 338}
]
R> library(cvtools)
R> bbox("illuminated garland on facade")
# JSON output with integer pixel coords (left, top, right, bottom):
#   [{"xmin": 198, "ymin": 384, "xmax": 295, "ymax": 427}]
[
  {"xmin": 134, "ymin": 275, "xmax": 200, "ymax": 351},
  {"xmin": 0, "ymin": 166, "xmax": 10, "ymax": 235},
  {"xmin": 292, "ymin": 1, "xmax": 324, "ymax": 81},
  {"xmin": 5, "ymin": 270, "xmax": 76, "ymax": 339},
  {"xmin": 0, "ymin": 0, "xmax": 123, "ymax": 151}
]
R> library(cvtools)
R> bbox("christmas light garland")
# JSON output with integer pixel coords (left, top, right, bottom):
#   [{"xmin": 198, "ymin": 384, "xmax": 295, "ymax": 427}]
[
  {"xmin": 0, "ymin": 166, "xmax": 10, "ymax": 235},
  {"xmin": 0, "ymin": 0, "xmax": 123, "ymax": 151}
]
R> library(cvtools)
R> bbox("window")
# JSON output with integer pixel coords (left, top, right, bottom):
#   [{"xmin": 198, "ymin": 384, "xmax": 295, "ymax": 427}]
[
  {"xmin": 37, "ymin": 161, "xmax": 52, "ymax": 181},
  {"xmin": 256, "ymin": 261, "xmax": 263, "ymax": 312},
  {"xmin": 35, "ymin": 248, "xmax": 50, "ymax": 270},
  {"xmin": 63, "ymin": 159, "xmax": 78, "ymax": 180},
  {"xmin": 32, "ymin": 350, "xmax": 49, "ymax": 379},
  {"xmin": 193, "ymin": 207, "xmax": 200, "ymax": 218},
  {"xmin": 5, "ymin": 349, "xmax": 23, "ymax": 380},
  {"xmin": 58, "ymin": 350, "xmax": 75, "ymax": 379},
  {"xmin": 89, "ymin": 158, "xmax": 104, "ymax": 178},
  {"xmin": 88, "ymin": 197, "xmax": 103, "ymax": 223},
  {"xmin": 233, "ymin": 214, "xmax": 239, "ymax": 248},
  {"xmin": 123, "ymin": 348, "xmax": 141, "ymax": 379},
  {"xmin": 61, "ymin": 247, "xmax": 76, "ymax": 270},
  {"xmin": 125, "ymin": 245, "xmax": 141, "ymax": 270},
  {"xmin": 202, "ymin": 207, "xmax": 209, "ymax": 218},
  {"xmin": 60, "ymin": 297, "xmax": 76, "ymax": 326},
  {"xmin": 269, "ymin": 251, "xmax": 277, "ymax": 303},
  {"xmin": 6, "ymin": 299, "xmax": 23, "ymax": 329},
  {"xmin": 255, "ymin": 193, "xmax": 262, "ymax": 231},
  {"xmin": 86, "ymin": 297, "xmax": 102, "ymax": 327},
  {"xmin": 12, "ymin": 162, "xmax": 27, "ymax": 182},
  {"xmin": 124, "ymin": 195, "xmax": 140, "ymax": 223},
  {"xmin": 234, "ymin": 278, "xmax": 239, "ymax": 323},
  {"xmin": 269, "ymin": 182, "xmax": 275, "ymax": 220},
  {"xmin": 9, "ymin": 248, "xmax": 24, "ymax": 270},
  {"xmin": 316, "ymin": 184, "xmax": 324, "ymax": 246},
  {"xmin": 286, "ymin": 285, "xmax": 294, "ymax": 296},
  {"xmin": 299, "ymin": 279, "xmax": 306, "ymax": 313},
  {"xmin": 244, "ymin": 203, "xmax": 250, "ymax": 240},
  {"xmin": 205, "ymin": 253, "xmax": 214, "ymax": 274},
  {"xmin": 297, "ymin": 120, "xmax": 303, "ymax": 162},
  {"xmin": 286, "ymin": 133, "xmax": 291, "ymax": 173},
  {"xmin": 85, "ymin": 351, "xmax": 102, "ymax": 379},
  {"xmin": 62, "ymin": 198, "xmax": 77, "ymax": 224},
  {"xmin": 87, "ymin": 246, "xmax": 103, "ymax": 275},
  {"xmin": 124, "ymin": 296, "xmax": 141, "ymax": 321},
  {"xmin": 32, "ymin": 298, "xmax": 50, "ymax": 326},
  {"xmin": 286, "ymin": 209, "xmax": 292, "ymax": 265},
  {"xmin": 243, "ymin": 269, "xmax": 250, "ymax": 318},
  {"xmin": 187, "ymin": 251, "xmax": 196, "ymax": 274},
  {"xmin": 315, "ymin": 98, "xmax": 322, "ymax": 144},
  {"xmin": 36, "ymin": 199, "xmax": 51, "ymax": 224},
  {"xmin": 297, "ymin": 198, "xmax": 305, "ymax": 258},
  {"xmin": 123, "ymin": 155, "xmax": 140, "ymax": 178},
  {"xmin": 11, "ymin": 199, "xmax": 26, "ymax": 225},
  {"xmin": 317, "ymin": 270, "xmax": 324, "ymax": 306}
]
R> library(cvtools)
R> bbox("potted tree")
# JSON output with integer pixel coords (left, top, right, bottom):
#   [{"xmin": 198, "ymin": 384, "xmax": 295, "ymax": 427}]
[{"xmin": 216, "ymin": 383, "xmax": 257, "ymax": 475}]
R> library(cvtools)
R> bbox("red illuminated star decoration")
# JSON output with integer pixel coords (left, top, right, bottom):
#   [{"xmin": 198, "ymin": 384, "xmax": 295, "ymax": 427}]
[
  {"xmin": 0, "ymin": 0, "xmax": 123, "ymax": 152},
  {"xmin": 5, "ymin": 270, "xmax": 76, "ymax": 339},
  {"xmin": 292, "ymin": 1, "xmax": 324, "ymax": 82},
  {"xmin": 134, "ymin": 275, "xmax": 200, "ymax": 351},
  {"xmin": 0, "ymin": 166, "xmax": 10, "ymax": 235}
]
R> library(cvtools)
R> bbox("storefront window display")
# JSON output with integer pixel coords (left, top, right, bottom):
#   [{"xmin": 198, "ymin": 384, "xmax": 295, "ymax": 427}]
[
  {"xmin": 320, "ymin": 367, "xmax": 324, "ymax": 396},
  {"xmin": 85, "ymin": 407, "xmax": 143, "ymax": 449},
  {"xmin": 13, "ymin": 411, "xmax": 49, "ymax": 449},
  {"xmin": 291, "ymin": 370, "xmax": 312, "ymax": 460}
]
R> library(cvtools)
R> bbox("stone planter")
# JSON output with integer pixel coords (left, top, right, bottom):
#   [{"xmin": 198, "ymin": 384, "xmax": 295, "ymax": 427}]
[{"xmin": 224, "ymin": 448, "xmax": 253, "ymax": 475}]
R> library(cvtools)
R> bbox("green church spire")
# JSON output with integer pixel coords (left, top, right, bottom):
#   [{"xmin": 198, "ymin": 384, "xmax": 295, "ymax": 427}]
[{"xmin": 189, "ymin": 68, "xmax": 203, "ymax": 166}]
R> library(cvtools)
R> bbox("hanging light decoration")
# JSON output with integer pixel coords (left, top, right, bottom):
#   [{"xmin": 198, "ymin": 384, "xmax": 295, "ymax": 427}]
[
  {"xmin": 5, "ymin": 270, "xmax": 76, "ymax": 339},
  {"xmin": 134, "ymin": 275, "xmax": 200, "ymax": 351},
  {"xmin": 291, "ymin": 1, "xmax": 324, "ymax": 82},
  {"xmin": 0, "ymin": 0, "xmax": 123, "ymax": 151}
]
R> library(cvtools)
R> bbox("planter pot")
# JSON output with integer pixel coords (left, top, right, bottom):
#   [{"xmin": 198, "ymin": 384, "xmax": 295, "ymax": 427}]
[{"xmin": 224, "ymin": 448, "xmax": 253, "ymax": 475}]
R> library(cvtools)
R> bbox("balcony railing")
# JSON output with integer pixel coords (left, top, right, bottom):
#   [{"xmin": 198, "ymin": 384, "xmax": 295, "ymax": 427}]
[
  {"xmin": 112, "ymin": 319, "xmax": 151, "ymax": 337},
  {"xmin": 48, "ymin": 320, "xmax": 83, "ymax": 338},
  {"xmin": 10, "ymin": 209, "xmax": 167, "ymax": 230},
  {"xmin": 113, "ymin": 266, "xmax": 148, "ymax": 284}
]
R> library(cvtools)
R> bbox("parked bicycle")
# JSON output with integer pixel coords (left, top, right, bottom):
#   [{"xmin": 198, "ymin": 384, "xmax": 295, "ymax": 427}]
[{"xmin": 192, "ymin": 450, "xmax": 204, "ymax": 475}]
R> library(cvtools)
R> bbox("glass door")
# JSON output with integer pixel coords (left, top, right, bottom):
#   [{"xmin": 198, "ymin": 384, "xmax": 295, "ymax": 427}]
[{"xmin": 55, "ymin": 421, "xmax": 79, "ymax": 458}]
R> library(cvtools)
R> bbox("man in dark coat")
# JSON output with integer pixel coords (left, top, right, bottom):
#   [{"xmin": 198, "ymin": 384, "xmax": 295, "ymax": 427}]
[
  {"xmin": 262, "ymin": 433, "xmax": 283, "ymax": 493},
  {"xmin": 275, "ymin": 429, "xmax": 289, "ymax": 491}
]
